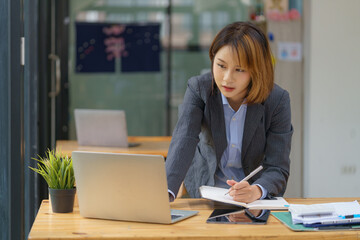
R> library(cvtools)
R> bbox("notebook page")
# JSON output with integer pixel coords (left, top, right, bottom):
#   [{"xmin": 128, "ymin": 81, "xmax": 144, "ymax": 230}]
[
  {"xmin": 334, "ymin": 201, "xmax": 360, "ymax": 216},
  {"xmin": 199, "ymin": 186, "xmax": 247, "ymax": 207},
  {"xmin": 199, "ymin": 186, "xmax": 289, "ymax": 210}
]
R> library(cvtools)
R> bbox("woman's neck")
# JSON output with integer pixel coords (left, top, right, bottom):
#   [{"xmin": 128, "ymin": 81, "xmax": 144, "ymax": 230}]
[{"xmin": 227, "ymin": 98, "xmax": 243, "ymax": 112}]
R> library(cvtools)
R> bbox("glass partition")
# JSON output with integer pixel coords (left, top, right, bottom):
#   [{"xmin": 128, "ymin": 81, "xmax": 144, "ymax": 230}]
[{"xmin": 68, "ymin": 0, "xmax": 251, "ymax": 138}]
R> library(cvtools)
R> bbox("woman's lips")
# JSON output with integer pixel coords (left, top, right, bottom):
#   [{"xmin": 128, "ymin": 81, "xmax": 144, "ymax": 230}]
[{"xmin": 223, "ymin": 86, "xmax": 235, "ymax": 92}]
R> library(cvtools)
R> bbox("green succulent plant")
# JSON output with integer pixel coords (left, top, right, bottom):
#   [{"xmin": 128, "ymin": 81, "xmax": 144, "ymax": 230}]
[{"xmin": 29, "ymin": 149, "xmax": 75, "ymax": 189}]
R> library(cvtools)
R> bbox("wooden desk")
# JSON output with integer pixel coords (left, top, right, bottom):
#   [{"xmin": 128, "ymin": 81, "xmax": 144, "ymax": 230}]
[
  {"xmin": 56, "ymin": 136, "xmax": 171, "ymax": 157},
  {"xmin": 28, "ymin": 198, "xmax": 360, "ymax": 240}
]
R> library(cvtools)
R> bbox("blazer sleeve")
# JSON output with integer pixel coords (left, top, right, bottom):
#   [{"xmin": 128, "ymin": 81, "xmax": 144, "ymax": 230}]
[
  {"xmin": 253, "ymin": 89, "xmax": 293, "ymax": 197},
  {"xmin": 165, "ymin": 76, "xmax": 205, "ymax": 197}
]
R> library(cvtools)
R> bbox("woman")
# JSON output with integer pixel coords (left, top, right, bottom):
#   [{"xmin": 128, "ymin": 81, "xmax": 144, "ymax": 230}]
[{"xmin": 165, "ymin": 21, "xmax": 293, "ymax": 203}]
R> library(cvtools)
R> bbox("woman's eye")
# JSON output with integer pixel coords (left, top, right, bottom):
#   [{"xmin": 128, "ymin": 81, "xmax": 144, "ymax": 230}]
[
  {"xmin": 217, "ymin": 63, "xmax": 225, "ymax": 69},
  {"xmin": 236, "ymin": 68, "xmax": 245, "ymax": 72}
]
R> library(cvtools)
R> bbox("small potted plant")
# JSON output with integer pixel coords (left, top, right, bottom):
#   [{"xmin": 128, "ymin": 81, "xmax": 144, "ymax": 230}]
[{"xmin": 29, "ymin": 149, "xmax": 76, "ymax": 213}]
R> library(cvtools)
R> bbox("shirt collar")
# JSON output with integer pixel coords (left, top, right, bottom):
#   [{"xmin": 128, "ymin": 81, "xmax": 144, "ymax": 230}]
[
  {"xmin": 220, "ymin": 92, "xmax": 247, "ymax": 107},
  {"xmin": 221, "ymin": 92, "xmax": 230, "ymax": 106}
]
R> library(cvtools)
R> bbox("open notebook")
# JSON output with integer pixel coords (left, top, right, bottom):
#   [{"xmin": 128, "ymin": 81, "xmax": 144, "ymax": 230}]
[{"xmin": 199, "ymin": 186, "xmax": 289, "ymax": 210}]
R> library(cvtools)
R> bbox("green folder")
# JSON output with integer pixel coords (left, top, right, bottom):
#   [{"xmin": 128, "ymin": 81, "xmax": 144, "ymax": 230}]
[{"xmin": 272, "ymin": 212, "xmax": 360, "ymax": 231}]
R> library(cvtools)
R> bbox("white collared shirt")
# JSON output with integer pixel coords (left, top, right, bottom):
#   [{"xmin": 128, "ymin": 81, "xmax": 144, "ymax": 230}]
[{"xmin": 214, "ymin": 93, "xmax": 267, "ymax": 199}]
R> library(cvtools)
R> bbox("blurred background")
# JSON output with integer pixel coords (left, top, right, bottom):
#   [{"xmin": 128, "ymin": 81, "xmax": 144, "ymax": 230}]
[{"xmin": 1, "ymin": 0, "xmax": 360, "ymax": 239}]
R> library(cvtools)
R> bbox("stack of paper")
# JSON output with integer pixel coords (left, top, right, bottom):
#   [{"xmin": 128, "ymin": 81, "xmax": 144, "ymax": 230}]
[{"xmin": 289, "ymin": 201, "xmax": 360, "ymax": 227}]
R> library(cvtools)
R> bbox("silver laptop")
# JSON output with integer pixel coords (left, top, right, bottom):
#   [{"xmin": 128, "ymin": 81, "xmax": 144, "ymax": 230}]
[
  {"xmin": 74, "ymin": 109, "xmax": 129, "ymax": 147},
  {"xmin": 72, "ymin": 151, "xmax": 198, "ymax": 224}
]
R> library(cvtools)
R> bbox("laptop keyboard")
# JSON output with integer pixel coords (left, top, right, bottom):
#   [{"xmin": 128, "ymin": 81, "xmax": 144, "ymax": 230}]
[{"xmin": 171, "ymin": 214, "xmax": 183, "ymax": 220}]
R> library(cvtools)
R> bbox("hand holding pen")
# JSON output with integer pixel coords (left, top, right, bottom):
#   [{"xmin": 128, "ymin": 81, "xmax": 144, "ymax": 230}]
[{"xmin": 225, "ymin": 165, "xmax": 263, "ymax": 203}]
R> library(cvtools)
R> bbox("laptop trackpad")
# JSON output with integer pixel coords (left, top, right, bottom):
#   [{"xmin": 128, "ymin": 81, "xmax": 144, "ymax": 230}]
[{"xmin": 170, "ymin": 209, "xmax": 198, "ymax": 223}]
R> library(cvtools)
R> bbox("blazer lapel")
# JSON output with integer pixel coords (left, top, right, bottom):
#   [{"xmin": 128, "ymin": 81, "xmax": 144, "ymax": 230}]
[
  {"xmin": 209, "ymin": 91, "xmax": 227, "ymax": 163},
  {"xmin": 241, "ymin": 103, "xmax": 264, "ymax": 161}
]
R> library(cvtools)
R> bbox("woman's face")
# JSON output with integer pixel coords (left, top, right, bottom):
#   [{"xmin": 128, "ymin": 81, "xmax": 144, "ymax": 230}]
[{"xmin": 213, "ymin": 45, "xmax": 251, "ymax": 109}]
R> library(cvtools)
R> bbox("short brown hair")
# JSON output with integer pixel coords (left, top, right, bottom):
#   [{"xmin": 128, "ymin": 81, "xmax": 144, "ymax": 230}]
[{"xmin": 209, "ymin": 22, "xmax": 274, "ymax": 104}]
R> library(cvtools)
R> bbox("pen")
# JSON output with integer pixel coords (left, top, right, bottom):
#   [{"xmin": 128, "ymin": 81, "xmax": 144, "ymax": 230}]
[
  {"xmin": 341, "ymin": 214, "xmax": 360, "ymax": 219},
  {"xmin": 224, "ymin": 165, "xmax": 263, "ymax": 195}
]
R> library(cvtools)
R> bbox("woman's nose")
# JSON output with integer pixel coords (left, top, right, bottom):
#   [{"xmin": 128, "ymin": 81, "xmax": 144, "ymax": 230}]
[{"xmin": 223, "ymin": 70, "xmax": 233, "ymax": 83}]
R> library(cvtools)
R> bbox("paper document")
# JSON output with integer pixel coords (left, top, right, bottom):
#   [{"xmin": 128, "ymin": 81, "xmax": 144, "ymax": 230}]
[
  {"xmin": 199, "ymin": 186, "xmax": 289, "ymax": 210},
  {"xmin": 289, "ymin": 201, "xmax": 360, "ymax": 225}
]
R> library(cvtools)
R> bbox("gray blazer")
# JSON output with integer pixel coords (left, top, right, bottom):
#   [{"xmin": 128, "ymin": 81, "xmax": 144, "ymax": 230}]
[{"xmin": 165, "ymin": 72, "xmax": 293, "ymax": 198}]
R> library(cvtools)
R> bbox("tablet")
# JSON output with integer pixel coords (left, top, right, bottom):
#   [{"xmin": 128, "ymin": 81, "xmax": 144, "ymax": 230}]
[{"xmin": 206, "ymin": 208, "xmax": 271, "ymax": 224}]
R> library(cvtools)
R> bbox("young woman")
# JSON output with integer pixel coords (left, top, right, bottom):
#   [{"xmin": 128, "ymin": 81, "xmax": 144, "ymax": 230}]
[{"xmin": 165, "ymin": 22, "xmax": 293, "ymax": 203}]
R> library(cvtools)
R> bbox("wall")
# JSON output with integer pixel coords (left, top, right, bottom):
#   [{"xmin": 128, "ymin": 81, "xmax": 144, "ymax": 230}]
[
  {"xmin": 303, "ymin": 0, "xmax": 360, "ymax": 197},
  {"xmin": 267, "ymin": 20, "xmax": 303, "ymax": 198}
]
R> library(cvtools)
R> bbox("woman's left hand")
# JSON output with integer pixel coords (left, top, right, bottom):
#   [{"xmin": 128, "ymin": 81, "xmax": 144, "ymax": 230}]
[{"xmin": 226, "ymin": 180, "xmax": 262, "ymax": 203}]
